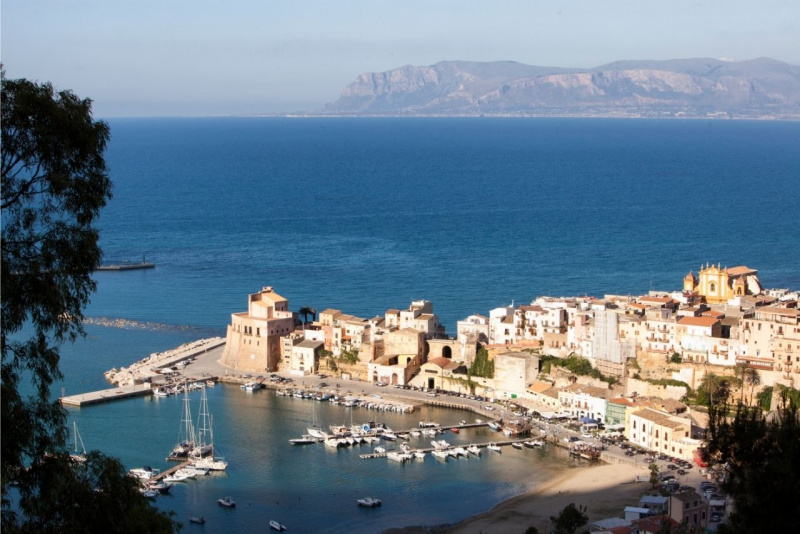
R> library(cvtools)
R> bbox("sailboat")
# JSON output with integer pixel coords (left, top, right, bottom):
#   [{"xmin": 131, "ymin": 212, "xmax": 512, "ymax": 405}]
[
  {"xmin": 70, "ymin": 422, "xmax": 87, "ymax": 463},
  {"xmin": 190, "ymin": 388, "xmax": 228, "ymax": 470},
  {"xmin": 167, "ymin": 389, "xmax": 196, "ymax": 461},
  {"xmin": 190, "ymin": 387, "xmax": 214, "ymax": 459},
  {"xmin": 306, "ymin": 397, "xmax": 327, "ymax": 439}
]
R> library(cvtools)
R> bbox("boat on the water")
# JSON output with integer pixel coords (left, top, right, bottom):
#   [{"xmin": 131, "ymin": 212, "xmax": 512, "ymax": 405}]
[
  {"xmin": 190, "ymin": 388, "xmax": 216, "ymax": 459},
  {"xmin": 269, "ymin": 520, "xmax": 286, "ymax": 531},
  {"xmin": 357, "ymin": 497, "xmax": 382, "ymax": 508},
  {"xmin": 217, "ymin": 497, "xmax": 236, "ymax": 508},
  {"xmin": 289, "ymin": 435, "xmax": 318, "ymax": 445},
  {"xmin": 70, "ymin": 421, "xmax": 87, "ymax": 463},
  {"xmin": 487, "ymin": 443, "xmax": 501, "ymax": 453},
  {"xmin": 488, "ymin": 422, "xmax": 502, "ymax": 431},
  {"xmin": 129, "ymin": 466, "xmax": 160, "ymax": 480},
  {"xmin": 467, "ymin": 444, "xmax": 481, "ymax": 455},
  {"xmin": 168, "ymin": 390, "xmax": 196, "ymax": 461},
  {"xmin": 511, "ymin": 442, "xmax": 523, "ymax": 450},
  {"xmin": 450, "ymin": 427, "xmax": 460, "ymax": 434},
  {"xmin": 242, "ymin": 381, "xmax": 262, "ymax": 392},
  {"xmin": 189, "ymin": 516, "xmax": 205, "ymax": 524}
]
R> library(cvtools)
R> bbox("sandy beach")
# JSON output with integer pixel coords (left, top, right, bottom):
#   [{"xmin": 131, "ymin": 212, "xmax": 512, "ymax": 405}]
[{"xmin": 386, "ymin": 461, "xmax": 650, "ymax": 534}]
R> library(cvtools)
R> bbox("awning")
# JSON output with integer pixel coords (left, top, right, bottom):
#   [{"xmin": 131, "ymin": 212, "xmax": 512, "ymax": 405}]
[{"xmin": 580, "ymin": 417, "xmax": 600, "ymax": 424}]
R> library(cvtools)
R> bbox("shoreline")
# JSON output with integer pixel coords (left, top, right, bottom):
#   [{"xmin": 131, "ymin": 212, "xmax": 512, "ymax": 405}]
[{"xmin": 386, "ymin": 461, "xmax": 649, "ymax": 534}]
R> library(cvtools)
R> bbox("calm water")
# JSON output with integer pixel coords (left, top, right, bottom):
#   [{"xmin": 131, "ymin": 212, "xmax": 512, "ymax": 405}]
[{"xmin": 50, "ymin": 118, "xmax": 799, "ymax": 531}]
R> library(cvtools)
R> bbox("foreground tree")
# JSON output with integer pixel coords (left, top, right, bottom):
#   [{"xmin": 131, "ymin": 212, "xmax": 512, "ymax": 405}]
[
  {"xmin": 549, "ymin": 502, "xmax": 588, "ymax": 534},
  {"xmin": 705, "ymin": 391, "xmax": 800, "ymax": 533},
  {"xmin": 2, "ymin": 75, "xmax": 175, "ymax": 532}
]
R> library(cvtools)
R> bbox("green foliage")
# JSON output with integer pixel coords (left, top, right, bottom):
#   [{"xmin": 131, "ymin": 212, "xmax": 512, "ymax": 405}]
[
  {"xmin": 756, "ymin": 386, "xmax": 773, "ymax": 411},
  {"xmin": 469, "ymin": 346, "xmax": 494, "ymax": 378},
  {"xmin": 1, "ymin": 75, "xmax": 176, "ymax": 532},
  {"xmin": 541, "ymin": 353, "xmax": 617, "ymax": 385},
  {"xmin": 649, "ymin": 462, "xmax": 660, "ymax": 488},
  {"xmin": 706, "ymin": 391, "xmax": 800, "ymax": 533},
  {"xmin": 549, "ymin": 502, "xmax": 589, "ymax": 534},
  {"xmin": 669, "ymin": 352, "xmax": 682, "ymax": 364},
  {"xmin": 775, "ymin": 384, "xmax": 800, "ymax": 408},
  {"xmin": 643, "ymin": 377, "xmax": 691, "ymax": 390},
  {"xmin": 338, "ymin": 347, "xmax": 359, "ymax": 364}
]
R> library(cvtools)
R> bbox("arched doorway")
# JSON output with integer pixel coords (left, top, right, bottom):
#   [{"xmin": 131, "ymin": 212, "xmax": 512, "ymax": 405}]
[
  {"xmin": 391, "ymin": 373, "xmax": 398, "ymax": 385},
  {"xmin": 442, "ymin": 346, "xmax": 452, "ymax": 359}
]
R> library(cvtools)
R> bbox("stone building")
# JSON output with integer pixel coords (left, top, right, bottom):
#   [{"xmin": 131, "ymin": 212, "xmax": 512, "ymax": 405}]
[{"xmin": 221, "ymin": 286, "xmax": 295, "ymax": 372}]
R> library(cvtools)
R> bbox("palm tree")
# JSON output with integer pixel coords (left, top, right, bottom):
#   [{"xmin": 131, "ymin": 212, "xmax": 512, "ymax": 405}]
[
  {"xmin": 701, "ymin": 372, "xmax": 720, "ymax": 406},
  {"xmin": 735, "ymin": 362, "xmax": 749, "ymax": 404},
  {"xmin": 745, "ymin": 367, "xmax": 762, "ymax": 406},
  {"xmin": 297, "ymin": 307, "xmax": 316, "ymax": 329}
]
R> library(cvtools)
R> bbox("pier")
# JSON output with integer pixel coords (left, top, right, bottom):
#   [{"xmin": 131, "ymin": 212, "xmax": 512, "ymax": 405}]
[
  {"xmin": 149, "ymin": 460, "xmax": 192, "ymax": 482},
  {"xmin": 60, "ymin": 384, "xmax": 153, "ymax": 406}
]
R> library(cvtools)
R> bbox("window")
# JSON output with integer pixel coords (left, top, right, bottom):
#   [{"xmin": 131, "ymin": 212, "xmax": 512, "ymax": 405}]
[{"xmin": 710, "ymin": 282, "xmax": 716, "ymax": 292}]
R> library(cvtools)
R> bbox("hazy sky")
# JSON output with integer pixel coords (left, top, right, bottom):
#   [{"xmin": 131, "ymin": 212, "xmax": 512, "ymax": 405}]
[{"xmin": 2, "ymin": 1, "xmax": 798, "ymax": 117}]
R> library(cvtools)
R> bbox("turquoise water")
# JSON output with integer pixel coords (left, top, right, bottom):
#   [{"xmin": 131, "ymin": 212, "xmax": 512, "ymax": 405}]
[{"xmin": 48, "ymin": 117, "xmax": 800, "ymax": 531}]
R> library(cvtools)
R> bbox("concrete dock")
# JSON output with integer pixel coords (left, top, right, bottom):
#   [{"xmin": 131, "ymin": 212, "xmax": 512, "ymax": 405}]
[{"xmin": 60, "ymin": 383, "xmax": 153, "ymax": 407}]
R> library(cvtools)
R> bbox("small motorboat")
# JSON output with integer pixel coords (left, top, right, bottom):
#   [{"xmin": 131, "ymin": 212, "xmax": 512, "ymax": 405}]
[
  {"xmin": 487, "ymin": 443, "xmax": 501, "ymax": 453},
  {"xmin": 511, "ymin": 442, "xmax": 523, "ymax": 450},
  {"xmin": 217, "ymin": 497, "xmax": 236, "ymax": 508},
  {"xmin": 357, "ymin": 497, "xmax": 382, "ymax": 508},
  {"xmin": 269, "ymin": 520, "xmax": 286, "ymax": 531},
  {"xmin": 450, "ymin": 428, "xmax": 460, "ymax": 434},
  {"xmin": 289, "ymin": 435, "xmax": 317, "ymax": 445},
  {"xmin": 189, "ymin": 516, "xmax": 205, "ymax": 524}
]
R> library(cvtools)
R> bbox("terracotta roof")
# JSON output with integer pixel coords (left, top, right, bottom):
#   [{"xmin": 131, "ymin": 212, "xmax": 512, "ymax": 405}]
[
  {"xmin": 319, "ymin": 309, "xmax": 341, "ymax": 316},
  {"xmin": 542, "ymin": 386, "xmax": 560, "ymax": 399},
  {"xmin": 727, "ymin": 265, "xmax": 756, "ymax": 276},
  {"xmin": 385, "ymin": 309, "xmax": 400, "ymax": 315},
  {"xmin": 528, "ymin": 381, "xmax": 553, "ymax": 394},
  {"xmin": 426, "ymin": 357, "xmax": 458, "ymax": 370},
  {"xmin": 609, "ymin": 397, "xmax": 634, "ymax": 406},
  {"xmin": 701, "ymin": 310, "xmax": 725, "ymax": 318},
  {"xmin": 755, "ymin": 306, "xmax": 800, "ymax": 318},
  {"xmin": 632, "ymin": 408, "xmax": 687, "ymax": 429},
  {"xmin": 678, "ymin": 316, "xmax": 719, "ymax": 327},
  {"xmin": 518, "ymin": 305, "xmax": 544, "ymax": 312},
  {"xmin": 640, "ymin": 296, "xmax": 673, "ymax": 304}
]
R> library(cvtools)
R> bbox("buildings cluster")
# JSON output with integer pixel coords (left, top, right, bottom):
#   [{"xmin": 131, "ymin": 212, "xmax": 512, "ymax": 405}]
[{"xmin": 219, "ymin": 264, "xmax": 798, "ymax": 462}]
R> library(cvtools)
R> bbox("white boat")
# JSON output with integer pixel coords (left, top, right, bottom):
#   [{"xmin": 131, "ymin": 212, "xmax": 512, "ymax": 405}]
[
  {"xmin": 168, "ymin": 390, "xmax": 196, "ymax": 461},
  {"xmin": 174, "ymin": 468, "xmax": 197, "ymax": 478},
  {"xmin": 242, "ymin": 381, "xmax": 262, "ymax": 392},
  {"xmin": 324, "ymin": 439, "xmax": 340, "ymax": 449},
  {"xmin": 374, "ymin": 446, "xmax": 386, "ymax": 454},
  {"xmin": 432, "ymin": 449, "xmax": 449, "ymax": 460},
  {"xmin": 453, "ymin": 447, "xmax": 468, "ymax": 457},
  {"xmin": 269, "ymin": 520, "xmax": 286, "ymax": 531},
  {"xmin": 129, "ymin": 467, "xmax": 160, "ymax": 480},
  {"xmin": 152, "ymin": 387, "xmax": 170, "ymax": 397},
  {"xmin": 386, "ymin": 451, "xmax": 409, "ymax": 463},
  {"xmin": 488, "ymin": 422, "xmax": 502, "ymax": 431},
  {"xmin": 163, "ymin": 473, "xmax": 190, "ymax": 483},
  {"xmin": 141, "ymin": 489, "xmax": 159, "ymax": 499},
  {"xmin": 289, "ymin": 435, "xmax": 318, "ymax": 445},
  {"xmin": 487, "ymin": 443, "xmax": 501, "ymax": 453},
  {"xmin": 70, "ymin": 421, "xmax": 87, "ymax": 463},
  {"xmin": 414, "ymin": 450, "xmax": 426, "ymax": 459},
  {"xmin": 217, "ymin": 497, "xmax": 236, "ymax": 508},
  {"xmin": 357, "ymin": 497, "xmax": 382, "ymax": 507},
  {"xmin": 511, "ymin": 442, "xmax": 523, "ymax": 450},
  {"xmin": 467, "ymin": 444, "xmax": 481, "ymax": 456},
  {"xmin": 410, "ymin": 430, "xmax": 421, "ymax": 438},
  {"xmin": 192, "ymin": 456, "xmax": 228, "ymax": 471}
]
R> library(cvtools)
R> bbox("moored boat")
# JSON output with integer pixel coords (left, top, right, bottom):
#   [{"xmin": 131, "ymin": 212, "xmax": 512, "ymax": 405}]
[
  {"xmin": 289, "ymin": 435, "xmax": 318, "ymax": 445},
  {"xmin": 189, "ymin": 516, "xmax": 205, "ymax": 524},
  {"xmin": 269, "ymin": 520, "xmax": 286, "ymax": 531},
  {"xmin": 357, "ymin": 497, "xmax": 382, "ymax": 507},
  {"xmin": 487, "ymin": 443, "xmax": 501, "ymax": 452},
  {"xmin": 511, "ymin": 442, "xmax": 523, "ymax": 450},
  {"xmin": 217, "ymin": 496, "xmax": 236, "ymax": 508}
]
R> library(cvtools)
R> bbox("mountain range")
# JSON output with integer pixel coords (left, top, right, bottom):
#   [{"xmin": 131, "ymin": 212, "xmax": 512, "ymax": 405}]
[{"xmin": 320, "ymin": 58, "xmax": 800, "ymax": 119}]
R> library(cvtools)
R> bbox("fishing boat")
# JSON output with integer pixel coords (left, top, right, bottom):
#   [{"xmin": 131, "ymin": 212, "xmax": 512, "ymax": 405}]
[
  {"xmin": 269, "ymin": 520, "xmax": 286, "ymax": 531},
  {"xmin": 189, "ymin": 516, "xmax": 205, "ymax": 524},
  {"xmin": 217, "ymin": 497, "xmax": 236, "ymax": 508},
  {"xmin": 70, "ymin": 422, "xmax": 87, "ymax": 463},
  {"xmin": 357, "ymin": 497, "xmax": 382, "ymax": 507},
  {"xmin": 242, "ymin": 381, "xmax": 262, "ymax": 392},
  {"xmin": 168, "ymin": 390, "xmax": 196, "ymax": 461}
]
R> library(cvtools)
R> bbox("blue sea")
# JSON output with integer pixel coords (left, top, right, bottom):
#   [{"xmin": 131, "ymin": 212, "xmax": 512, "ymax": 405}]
[{"xmin": 50, "ymin": 118, "xmax": 799, "ymax": 532}]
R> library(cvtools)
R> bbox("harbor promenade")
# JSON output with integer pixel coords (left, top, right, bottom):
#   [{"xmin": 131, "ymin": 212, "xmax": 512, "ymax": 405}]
[{"xmin": 60, "ymin": 383, "xmax": 154, "ymax": 406}]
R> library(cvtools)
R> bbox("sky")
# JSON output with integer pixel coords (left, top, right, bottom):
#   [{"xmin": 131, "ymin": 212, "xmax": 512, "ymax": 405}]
[{"xmin": 2, "ymin": 0, "xmax": 798, "ymax": 117}]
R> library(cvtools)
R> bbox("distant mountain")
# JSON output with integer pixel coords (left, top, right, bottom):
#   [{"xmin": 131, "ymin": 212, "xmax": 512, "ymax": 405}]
[{"xmin": 321, "ymin": 58, "xmax": 800, "ymax": 119}]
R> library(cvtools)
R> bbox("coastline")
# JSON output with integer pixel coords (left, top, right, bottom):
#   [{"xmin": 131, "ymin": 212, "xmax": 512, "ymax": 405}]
[{"xmin": 386, "ymin": 462, "xmax": 648, "ymax": 534}]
